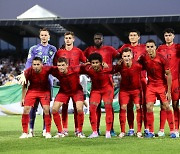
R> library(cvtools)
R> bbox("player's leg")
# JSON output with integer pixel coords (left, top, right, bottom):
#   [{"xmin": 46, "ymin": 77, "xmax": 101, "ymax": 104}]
[
  {"xmin": 133, "ymin": 89, "xmax": 143, "ymax": 138},
  {"xmin": 72, "ymin": 101, "xmax": 79, "ymax": 136},
  {"xmin": 145, "ymin": 86, "xmax": 156, "ymax": 138},
  {"xmin": 40, "ymin": 92, "xmax": 51, "ymax": 138},
  {"xmin": 171, "ymin": 79, "xmax": 179, "ymax": 137},
  {"xmin": 28, "ymin": 100, "xmax": 39, "ymax": 137},
  {"xmin": 75, "ymin": 100, "xmax": 85, "ymax": 138},
  {"xmin": 102, "ymin": 86, "xmax": 114, "ymax": 138},
  {"xmin": 52, "ymin": 93, "xmax": 67, "ymax": 138},
  {"xmin": 96, "ymin": 103, "xmax": 101, "ymax": 135},
  {"xmin": 88, "ymin": 90, "xmax": 101, "ymax": 138},
  {"xmin": 159, "ymin": 88, "xmax": 176, "ymax": 138},
  {"xmin": 20, "ymin": 106, "xmax": 31, "ymax": 138},
  {"xmin": 141, "ymin": 77, "xmax": 148, "ymax": 134},
  {"xmin": 119, "ymin": 90, "xmax": 129, "ymax": 138},
  {"xmin": 126, "ymin": 101, "xmax": 135, "ymax": 136},
  {"xmin": 61, "ymin": 103, "xmax": 69, "ymax": 134}
]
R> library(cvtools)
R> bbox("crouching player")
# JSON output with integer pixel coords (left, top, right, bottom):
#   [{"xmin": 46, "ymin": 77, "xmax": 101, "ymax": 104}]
[
  {"xmin": 80, "ymin": 53, "xmax": 114, "ymax": 138},
  {"xmin": 51, "ymin": 57, "xmax": 85, "ymax": 138},
  {"xmin": 115, "ymin": 48, "xmax": 143, "ymax": 138},
  {"xmin": 19, "ymin": 57, "xmax": 52, "ymax": 139}
]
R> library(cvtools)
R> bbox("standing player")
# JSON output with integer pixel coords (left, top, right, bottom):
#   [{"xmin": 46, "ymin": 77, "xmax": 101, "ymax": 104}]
[
  {"xmin": 157, "ymin": 28, "xmax": 180, "ymax": 137},
  {"xmin": 80, "ymin": 53, "xmax": 114, "ymax": 138},
  {"xmin": 139, "ymin": 39, "xmax": 176, "ymax": 138},
  {"xmin": 84, "ymin": 33, "xmax": 119, "ymax": 136},
  {"xmin": 53, "ymin": 31, "xmax": 87, "ymax": 136},
  {"xmin": 51, "ymin": 57, "xmax": 85, "ymax": 138},
  {"xmin": 19, "ymin": 57, "xmax": 53, "ymax": 139},
  {"xmin": 25, "ymin": 28, "xmax": 57, "ymax": 137},
  {"xmin": 116, "ymin": 48, "xmax": 143, "ymax": 138},
  {"xmin": 118, "ymin": 30, "xmax": 147, "ymax": 136}
]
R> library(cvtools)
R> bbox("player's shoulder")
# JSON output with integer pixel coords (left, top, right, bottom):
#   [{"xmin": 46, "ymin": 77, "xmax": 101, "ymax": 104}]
[
  {"xmin": 29, "ymin": 45, "xmax": 38, "ymax": 52},
  {"xmin": 73, "ymin": 47, "xmax": 83, "ymax": 52},
  {"xmin": 48, "ymin": 44, "xmax": 57, "ymax": 51},
  {"xmin": 84, "ymin": 46, "xmax": 94, "ymax": 51},
  {"xmin": 102, "ymin": 45, "xmax": 116, "ymax": 50}
]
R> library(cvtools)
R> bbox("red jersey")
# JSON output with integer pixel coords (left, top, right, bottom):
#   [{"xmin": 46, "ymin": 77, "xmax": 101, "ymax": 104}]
[
  {"xmin": 118, "ymin": 44, "xmax": 146, "ymax": 61},
  {"xmin": 53, "ymin": 47, "xmax": 87, "ymax": 66},
  {"xmin": 25, "ymin": 66, "xmax": 53, "ymax": 92},
  {"xmin": 139, "ymin": 53, "xmax": 169, "ymax": 86},
  {"xmin": 80, "ymin": 65, "xmax": 113, "ymax": 90},
  {"xmin": 115, "ymin": 61, "xmax": 142, "ymax": 90},
  {"xmin": 51, "ymin": 66, "xmax": 82, "ymax": 94},
  {"xmin": 84, "ymin": 45, "xmax": 118, "ymax": 66},
  {"xmin": 157, "ymin": 43, "xmax": 180, "ymax": 80}
]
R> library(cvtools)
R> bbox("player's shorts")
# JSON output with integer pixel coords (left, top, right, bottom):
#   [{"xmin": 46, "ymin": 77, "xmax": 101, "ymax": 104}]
[
  {"xmin": 54, "ymin": 90, "xmax": 84, "ymax": 104},
  {"xmin": 119, "ymin": 89, "xmax": 142, "ymax": 105},
  {"xmin": 171, "ymin": 79, "xmax": 179, "ymax": 101},
  {"xmin": 24, "ymin": 91, "xmax": 51, "ymax": 107},
  {"xmin": 90, "ymin": 85, "xmax": 114, "ymax": 104},
  {"xmin": 146, "ymin": 84, "xmax": 167, "ymax": 103}
]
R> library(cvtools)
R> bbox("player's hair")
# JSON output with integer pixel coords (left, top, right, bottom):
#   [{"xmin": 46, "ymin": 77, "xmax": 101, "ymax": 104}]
[
  {"xmin": 39, "ymin": 27, "xmax": 49, "ymax": 34},
  {"xmin": 121, "ymin": 48, "xmax": 133, "ymax": 58},
  {"xmin": 146, "ymin": 39, "xmax": 156, "ymax": 46},
  {"xmin": 57, "ymin": 57, "xmax": 68, "ymax": 64},
  {"xmin": 128, "ymin": 29, "xmax": 140, "ymax": 36},
  {"xmin": 33, "ymin": 57, "xmax": 42, "ymax": 62},
  {"xmin": 163, "ymin": 28, "xmax": 175, "ymax": 35},
  {"xmin": 88, "ymin": 53, "xmax": 102, "ymax": 63},
  {"xmin": 64, "ymin": 31, "xmax": 74, "ymax": 37},
  {"xmin": 94, "ymin": 33, "xmax": 103, "ymax": 38},
  {"xmin": 122, "ymin": 47, "xmax": 132, "ymax": 54}
]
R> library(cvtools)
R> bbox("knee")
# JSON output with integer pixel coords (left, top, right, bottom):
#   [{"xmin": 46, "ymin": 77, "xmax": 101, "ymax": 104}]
[
  {"xmin": 146, "ymin": 103, "xmax": 153, "ymax": 112},
  {"xmin": 136, "ymin": 104, "xmax": 140, "ymax": 110},
  {"xmin": 162, "ymin": 103, "xmax": 170, "ymax": 111},
  {"xmin": 120, "ymin": 104, "xmax": 127, "ymax": 110}
]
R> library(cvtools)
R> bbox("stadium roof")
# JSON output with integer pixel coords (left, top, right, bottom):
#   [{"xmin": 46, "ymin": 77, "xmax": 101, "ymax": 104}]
[{"xmin": 0, "ymin": 0, "xmax": 180, "ymax": 50}]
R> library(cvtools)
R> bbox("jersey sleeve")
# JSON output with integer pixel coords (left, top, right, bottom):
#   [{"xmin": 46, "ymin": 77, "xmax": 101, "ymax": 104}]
[
  {"xmin": 79, "ymin": 49, "xmax": 87, "ymax": 63},
  {"xmin": 25, "ymin": 45, "xmax": 37, "ymax": 69}
]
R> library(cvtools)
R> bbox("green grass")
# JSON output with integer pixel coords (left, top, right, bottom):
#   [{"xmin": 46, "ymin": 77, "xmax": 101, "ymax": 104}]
[{"xmin": 0, "ymin": 107, "xmax": 180, "ymax": 154}]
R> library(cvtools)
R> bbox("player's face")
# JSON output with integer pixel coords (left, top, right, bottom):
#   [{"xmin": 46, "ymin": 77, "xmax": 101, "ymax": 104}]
[
  {"xmin": 129, "ymin": 32, "xmax": 140, "ymax": 44},
  {"xmin": 164, "ymin": 32, "xmax": 175, "ymax": 44},
  {"xmin": 39, "ymin": 31, "xmax": 50, "ymax": 44},
  {"xmin": 146, "ymin": 42, "xmax": 156, "ymax": 58},
  {"xmin": 32, "ymin": 60, "xmax": 43, "ymax": 73},
  {"xmin": 91, "ymin": 60, "xmax": 101, "ymax": 71},
  {"xmin": 94, "ymin": 35, "xmax": 103, "ymax": 47},
  {"xmin": 57, "ymin": 62, "xmax": 68, "ymax": 73},
  {"xmin": 64, "ymin": 34, "xmax": 75, "ymax": 46},
  {"xmin": 122, "ymin": 51, "xmax": 133, "ymax": 64}
]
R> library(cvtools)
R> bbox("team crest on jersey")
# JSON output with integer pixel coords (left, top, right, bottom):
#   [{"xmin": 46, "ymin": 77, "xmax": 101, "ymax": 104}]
[{"xmin": 49, "ymin": 51, "xmax": 53, "ymax": 56}]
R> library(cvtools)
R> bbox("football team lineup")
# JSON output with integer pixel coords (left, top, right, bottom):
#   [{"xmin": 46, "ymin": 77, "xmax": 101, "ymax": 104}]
[{"xmin": 13, "ymin": 28, "xmax": 180, "ymax": 139}]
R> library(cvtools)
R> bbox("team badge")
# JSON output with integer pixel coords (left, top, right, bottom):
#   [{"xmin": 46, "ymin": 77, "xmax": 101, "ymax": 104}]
[
  {"xmin": 49, "ymin": 51, "xmax": 53, "ymax": 56},
  {"xmin": 38, "ymin": 52, "xmax": 42, "ymax": 55}
]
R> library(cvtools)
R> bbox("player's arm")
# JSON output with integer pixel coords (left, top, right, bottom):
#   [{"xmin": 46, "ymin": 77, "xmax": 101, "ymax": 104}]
[
  {"xmin": 165, "ymin": 69, "xmax": 172, "ymax": 102},
  {"xmin": 21, "ymin": 83, "xmax": 28, "ymax": 107},
  {"xmin": 25, "ymin": 46, "xmax": 36, "ymax": 68}
]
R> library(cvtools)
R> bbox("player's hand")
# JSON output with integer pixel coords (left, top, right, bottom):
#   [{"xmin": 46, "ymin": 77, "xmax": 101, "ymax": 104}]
[
  {"xmin": 21, "ymin": 99, "xmax": 25, "ymax": 107},
  {"xmin": 117, "ymin": 59, "xmax": 123, "ymax": 65},
  {"xmin": 166, "ymin": 91, "xmax": 171, "ymax": 102},
  {"xmin": 102, "ymin": 62, "xmax": 108, "ymax": 68},
  {"xmin": 16, "ymin": 73, "xmax": 26, "ymax": 85},
  {"xmin": 83, "ymin": 101, "xmax": 88, "ymax": 107},
  {"xmin": 84, "ymin": 61, "xmax": 90, "ymax": 65}
]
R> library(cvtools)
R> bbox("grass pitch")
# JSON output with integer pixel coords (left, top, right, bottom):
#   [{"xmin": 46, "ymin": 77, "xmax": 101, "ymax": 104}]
[{"xmin": 0, "ymin": 107, "xmax": 180, "ymax": 154}]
